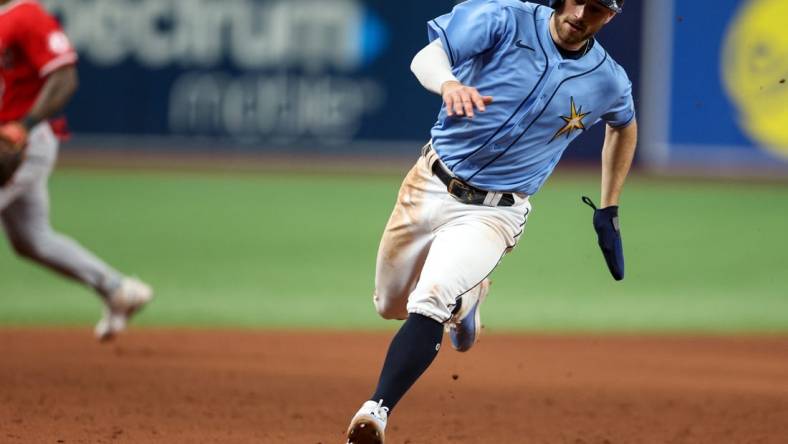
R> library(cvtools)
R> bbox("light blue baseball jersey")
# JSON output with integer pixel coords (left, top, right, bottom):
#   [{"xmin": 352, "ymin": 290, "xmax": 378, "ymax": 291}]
[{"xmin": 427, "ymin": 0, "xmax": 635, "ymax": 195}]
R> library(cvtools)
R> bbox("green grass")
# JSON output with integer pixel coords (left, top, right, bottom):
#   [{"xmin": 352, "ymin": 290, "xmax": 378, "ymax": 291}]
[{"xmin": 1, "ymin": 168, "xmax": 786, "ymax": 333}]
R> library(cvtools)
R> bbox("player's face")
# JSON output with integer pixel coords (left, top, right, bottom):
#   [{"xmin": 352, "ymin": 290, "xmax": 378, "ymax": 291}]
[{"xmin": 554, "ymin": 0, "xmax": 616, "ymax": 47}]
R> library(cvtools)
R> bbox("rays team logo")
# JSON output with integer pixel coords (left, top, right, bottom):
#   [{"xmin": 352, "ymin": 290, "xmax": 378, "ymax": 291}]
[
  {"xmin": 722, "ymin": 0, "xmax": 788, "ymax": 158},
  {"xmin": 551, "ymin": 97, "xmax": 590, "ymax": 141}
]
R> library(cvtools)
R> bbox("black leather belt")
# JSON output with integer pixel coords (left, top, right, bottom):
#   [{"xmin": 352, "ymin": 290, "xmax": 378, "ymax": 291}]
[{"xmin": 425, "ymin": 144, "xmax": 515, "ymax": 207}]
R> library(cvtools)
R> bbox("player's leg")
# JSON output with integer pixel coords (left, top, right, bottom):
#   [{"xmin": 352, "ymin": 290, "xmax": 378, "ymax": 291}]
[
  {"xmin": 1, "ymin": 175, "xmax": 124, "ymax": 296},
  {"xmin": 1, "ymin": 169, "xmax": 153, "ymax": 340},
  {"xmin": 446, "ymin": 276, "xmax": 491, "ymax": 351},
  {"xmin": 348, "ymin": 221, "xmax": 514, "ymax": 443},
  {"xmin": 372, "ymin": 154, "xmax": 444, "ymax": 320},
  {"xmin": 348, "ymin": 145, "xmax": 529, "ymax": 442},
  {"xmin": 348, "ymin": 202, "xmax": 529, "ymax": 443},
  {"xmin": 1, "ymin": 124, "xmax": 152, "ymax": 340},
  {"xmin": 371, "ymin": 217, "xmax": 516, "ymax": 408},
  {"xmin": 346, "ymin": 312, "xmax": 440, "ymax": 444},
  {"xmin": 348, "ymin": 153, "xmax": 443, "ymax": 444},
  {"xmin": 1, "ymin": 124, "xmax": 124, "ymax": 296}
]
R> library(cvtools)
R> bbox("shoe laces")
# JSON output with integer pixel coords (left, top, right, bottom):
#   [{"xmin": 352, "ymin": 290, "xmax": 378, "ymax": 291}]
[{"xmin": 371, "ymin": 399, "xmax": 389, "ymax": 420}]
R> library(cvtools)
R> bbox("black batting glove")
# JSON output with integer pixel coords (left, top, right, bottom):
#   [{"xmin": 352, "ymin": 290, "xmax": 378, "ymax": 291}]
[{"xmin": 582, "ymin": 196, "xmax": 625, "ymax": 281}]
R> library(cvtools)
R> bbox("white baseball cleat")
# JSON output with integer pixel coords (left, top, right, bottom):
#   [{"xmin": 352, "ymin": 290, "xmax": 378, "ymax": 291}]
[
  {"xmin": 447, "ymin": 278, "xmax": 490, "ymax": 352},
  {"xmin": 94, "ymin": 277, "xmax": 153, "ymax": 341},
  {"xmin": 346, "ymin": 399, "xmax": 389, "ymax": 444}
]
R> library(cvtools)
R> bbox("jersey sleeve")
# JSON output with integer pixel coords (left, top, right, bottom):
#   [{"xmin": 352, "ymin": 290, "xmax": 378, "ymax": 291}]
[
  {"xmin": 17, "ymin": 4, "xmax": 77, "ymax": 78},
  {"xmin": 602, "ymin": 70, "xmax": 636, "ymax": 128},
  {"xmin": 427, "ymin": 0, "xmax": 507, "ymax": 67}
]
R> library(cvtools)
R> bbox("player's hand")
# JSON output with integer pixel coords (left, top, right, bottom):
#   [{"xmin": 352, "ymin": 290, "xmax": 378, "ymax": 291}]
[
  {"xmin": 0, "ymin": 125, "xmax": 26, "ymax": 187},
  {"xmin": 441, "ymin": 80, "xmax": 493, "ymax": 118},
  {"xmin": 582, "ymin": 196, "xmax": 625, "ymax": 281},
  {"xmin": 0, "ymin": 122, "xmax": 29, "ymax": 151}
]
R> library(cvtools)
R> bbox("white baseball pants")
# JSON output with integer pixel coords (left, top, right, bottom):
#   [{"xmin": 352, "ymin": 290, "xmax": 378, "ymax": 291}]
[
  {"xmin": 373, "ymin": 147, "xmax": 531, "ymax": 323},
  {"xmin": 0, "ymin": 122, "xmax": 122, "ymax": 297}
]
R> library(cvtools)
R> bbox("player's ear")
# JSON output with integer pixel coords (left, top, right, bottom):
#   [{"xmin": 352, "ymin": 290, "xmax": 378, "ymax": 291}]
[{"xmin": 603, "ymin": 11, "xmax": 616, "ymax": 24}]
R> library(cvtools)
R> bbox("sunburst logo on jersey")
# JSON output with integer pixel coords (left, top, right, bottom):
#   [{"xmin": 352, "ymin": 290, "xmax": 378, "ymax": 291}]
[{"xmin": 552, "ymin": 97, "xmax": 590, "ymax": 141}]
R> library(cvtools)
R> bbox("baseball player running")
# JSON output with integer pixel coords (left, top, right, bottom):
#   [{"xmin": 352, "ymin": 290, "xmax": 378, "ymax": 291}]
[
  {"xmin": 345, "ymin": 0, "xmax": 636, "ymax": 442},
  {"xmin": 0, "ymin": 0, "xmax": 152, "ymax": 341}
]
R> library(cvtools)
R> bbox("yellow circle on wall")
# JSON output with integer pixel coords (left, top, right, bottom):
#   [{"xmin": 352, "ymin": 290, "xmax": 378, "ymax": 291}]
[{"xmin": 722, "ymin": 0, "xmax": 788, "ymax": 158}]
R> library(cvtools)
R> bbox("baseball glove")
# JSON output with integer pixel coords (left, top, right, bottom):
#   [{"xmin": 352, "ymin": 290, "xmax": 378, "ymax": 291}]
[{"xmin": 0, "ymin": 122, "xmax": 28, "ymax": 187}]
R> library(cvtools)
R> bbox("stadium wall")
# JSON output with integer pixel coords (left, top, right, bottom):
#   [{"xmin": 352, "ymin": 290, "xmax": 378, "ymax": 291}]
[{"xmin": 45, "ymin": 0, "xmax": 643, "ymax": 162}]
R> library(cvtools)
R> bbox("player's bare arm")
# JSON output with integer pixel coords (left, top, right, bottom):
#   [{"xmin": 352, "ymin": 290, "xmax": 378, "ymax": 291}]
[
  {"xmin": 600, "ymin": 119, "xmax": 637, "ymax": 207},
  {"xmin": 584, "ymin": 117, "xmax": 636, "ymax": 281},
  {"xmin": 24, "ymin": 65, "xmax": 78, "ymax": 130},
  {"xmin": 0, "ymin": 66, "xmax": 78, "ymax": 150}
]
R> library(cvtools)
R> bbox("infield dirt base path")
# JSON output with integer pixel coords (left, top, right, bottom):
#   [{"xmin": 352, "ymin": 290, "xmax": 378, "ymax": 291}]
[{"xmin": 1, "ymin": 330, "xmax": 787, "ymax": 444}]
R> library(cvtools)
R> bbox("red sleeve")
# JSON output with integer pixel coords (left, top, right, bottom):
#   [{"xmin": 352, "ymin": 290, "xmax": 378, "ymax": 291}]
[{"xmin": 17, "ymin": 3, "xmax": 78, "ymax": 77}]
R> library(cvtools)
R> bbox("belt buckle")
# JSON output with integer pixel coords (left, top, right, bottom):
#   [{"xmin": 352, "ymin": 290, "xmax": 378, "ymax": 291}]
[{"xmin": 447, "ymin": 178, "xmax": 475, "ymax": 204}]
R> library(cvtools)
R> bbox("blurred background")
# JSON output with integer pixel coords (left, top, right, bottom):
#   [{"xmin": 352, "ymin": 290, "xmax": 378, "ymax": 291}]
[{"xmin": 1, "ymin": 0, "xmax": 786, "ymax": 333}]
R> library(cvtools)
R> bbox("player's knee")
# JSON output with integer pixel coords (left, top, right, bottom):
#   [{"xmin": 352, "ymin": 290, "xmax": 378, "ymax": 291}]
[
  {"xmin": 373, "ymin": 290, "xmax": 408, "ymax": 320},
  {"xmin": 8, "ymin": 230, "xmax": 47, "ymax": 260},
  {"xmin": 376, "ymin": 305, "xmax": 406, "ymax": 320}
]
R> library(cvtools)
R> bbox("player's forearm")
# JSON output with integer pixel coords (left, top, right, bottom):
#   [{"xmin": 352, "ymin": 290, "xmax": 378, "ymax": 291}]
[
  {"xmin": 23, "ymin": 66, "xmax": 78, "ymax": 130},
  {"xmin": 600, "ymin": 120, "xmax": 638, "ymax": 207},
  {"xmin": 410, "ymin": 39, "xmax": 458, "ymax": 95}
]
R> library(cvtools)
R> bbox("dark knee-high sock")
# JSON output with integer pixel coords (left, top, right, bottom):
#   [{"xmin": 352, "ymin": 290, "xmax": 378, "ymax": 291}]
[{"xmin": 370, "ymin": 313, "xmax": 444, "ymax": 412}]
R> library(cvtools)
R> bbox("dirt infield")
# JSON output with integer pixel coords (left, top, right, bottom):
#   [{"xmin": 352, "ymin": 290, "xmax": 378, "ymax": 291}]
[{"xmin": 1, "ymin": 330, "xmax": 787, "ymax": 444}]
